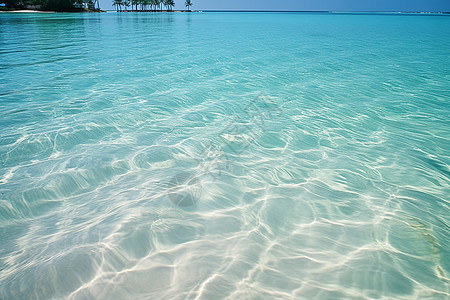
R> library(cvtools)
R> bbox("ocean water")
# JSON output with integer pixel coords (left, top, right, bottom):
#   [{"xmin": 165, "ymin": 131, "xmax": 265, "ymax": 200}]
[{"xmin": 0, "ymin": 11, "xmax": 449, "ymax": 299}]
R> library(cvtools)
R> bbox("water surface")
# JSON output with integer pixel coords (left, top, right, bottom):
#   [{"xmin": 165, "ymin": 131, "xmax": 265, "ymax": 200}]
[{"xmin": 0, "ymin": 12, "xmax": 449, "ymax": 299}]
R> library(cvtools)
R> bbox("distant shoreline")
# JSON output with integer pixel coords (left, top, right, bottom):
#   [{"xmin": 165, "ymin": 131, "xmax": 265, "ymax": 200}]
[
  {"xmin": 112, "ymin": 10, "xmax": 194, "ymax": 12},
  {"xmin": 0, "ymin": 9, "xmax": 106, "ymax": 13}
]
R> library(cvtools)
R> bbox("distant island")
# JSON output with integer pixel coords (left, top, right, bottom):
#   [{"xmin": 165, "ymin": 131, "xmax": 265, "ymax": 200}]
[
  {"xmin": 0, "ymin": 0, "xmax": 194, "ymax": 12},
  {"xmin": 112, "ymin": 0, "xmax": 193, "ymax": 12},
  {"xmin": 0, "ymin": 0, "xmax": 101, "ymax": 12}
]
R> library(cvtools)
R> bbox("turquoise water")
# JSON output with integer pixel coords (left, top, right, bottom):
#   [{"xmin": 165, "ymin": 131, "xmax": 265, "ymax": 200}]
[{"xmin": 1, "ymin": 11, "xmax": 450, "ymax": 299}]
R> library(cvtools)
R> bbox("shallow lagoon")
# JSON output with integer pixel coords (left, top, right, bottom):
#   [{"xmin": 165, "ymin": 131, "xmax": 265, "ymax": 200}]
[{"xmin": 0, "ymin": 12, "xmax": 449, "ymax": 299}]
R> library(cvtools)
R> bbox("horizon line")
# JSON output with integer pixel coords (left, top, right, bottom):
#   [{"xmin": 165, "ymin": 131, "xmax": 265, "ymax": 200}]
[
  {"xmin": 198, "ymin": 10, "xmax": 450, "ymax": 13},
  {"xmin": 103, "ymin": 9, "xmax": 450, "ymax": 14}
]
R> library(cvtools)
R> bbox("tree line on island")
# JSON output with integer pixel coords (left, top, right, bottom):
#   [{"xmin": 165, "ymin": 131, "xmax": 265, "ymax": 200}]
[
  {"xmin": 112, "ymin": 0, "xmax": 192, "ymax": 11},
  {"xmin": 0, "ymin": 0, "xmax": 100, "ymax": 11},
  {"xmin": 0, "ymin": 0, "xmax": 192, "ymax": 11}
]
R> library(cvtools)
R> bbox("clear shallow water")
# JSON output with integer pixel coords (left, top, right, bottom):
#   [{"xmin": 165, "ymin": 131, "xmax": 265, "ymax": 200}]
[{"xmin": 0, "ymin": 11, "xmax": 449, "ymax": 299}]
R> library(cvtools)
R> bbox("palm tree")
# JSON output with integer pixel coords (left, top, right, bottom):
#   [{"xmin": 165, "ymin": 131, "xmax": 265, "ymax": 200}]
[
  {"xmin": 163, "ymin": 0, "xmax": 174, "ymax": 11},
  {"xmin": 138, "ymin": 0, "xmax": 144, "ymax": 10},
  {"xmin": 112, "ymin": 0, "xmax": 118, "ymax": 11},
  {"xmin": 112, "ymin": 0, "xmax": 122, "ymax": 11},
  {"xmin": 131, "ymin": 0, "xmax": 138, "ymax": 10},
  {"xmin": 123, "ymin": 0, "xmax": 130, "ymax": 10},
  {"xmin": 150, "ymin": 0, "xmax": 156, "ymax": 10},
  {"xmin": 185, "ymin": 0, "xmax": 191, "ymax": 11},
  {"xmin": 143, "ymin": 0, "xmax": 151, "ymax": 10}
]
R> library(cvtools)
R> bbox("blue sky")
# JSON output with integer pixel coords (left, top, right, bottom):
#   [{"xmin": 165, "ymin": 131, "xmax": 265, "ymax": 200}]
[{"xmin": 101, "ymin": 0, "xmax": 450, "ymax": 12}]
